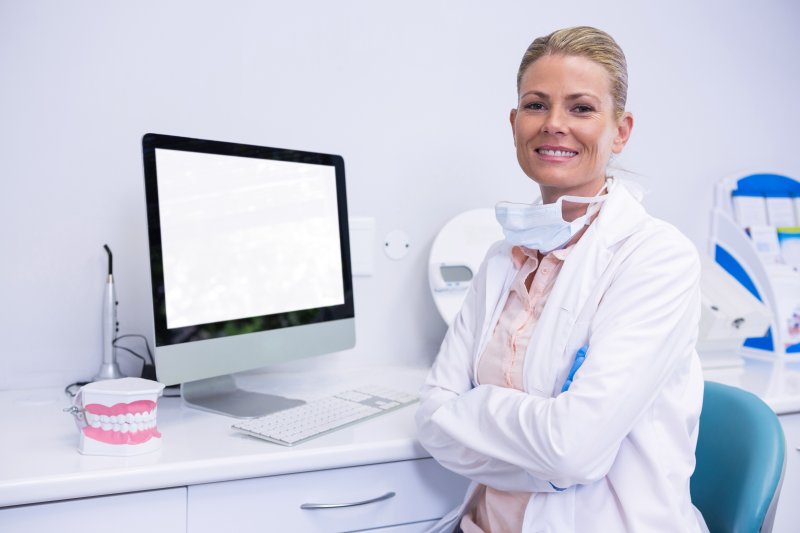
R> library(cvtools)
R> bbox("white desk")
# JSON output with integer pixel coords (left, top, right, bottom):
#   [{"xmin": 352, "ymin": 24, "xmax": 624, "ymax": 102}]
[
  {"xmin": 703, "ymin": 358, "xmax": 800, "ymax": 533},
  {"xmin": 6, "ymin": 362, "xmax": 800, "ymax": 532},
  {"xmin": 0, "ymin": 366, "xmax": 469, "ymax": 532}
]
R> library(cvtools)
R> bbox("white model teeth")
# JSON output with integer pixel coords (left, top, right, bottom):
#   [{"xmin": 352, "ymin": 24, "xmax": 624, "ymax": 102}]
[
  {"xmin": 85, "ymin": 410, "xmax": 157, "ymax": 432},
  {"xmin": 539, "ymin": 149, "xmax": 576, "ymax": 157}
]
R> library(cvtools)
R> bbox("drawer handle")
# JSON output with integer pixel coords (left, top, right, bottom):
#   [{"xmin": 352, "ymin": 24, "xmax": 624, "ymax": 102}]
[{"xmin": 300, "ymin": 491, "xmax": 396, "ymax": 510}]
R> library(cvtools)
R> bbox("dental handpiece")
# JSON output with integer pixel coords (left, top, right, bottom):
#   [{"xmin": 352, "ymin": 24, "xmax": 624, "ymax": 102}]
[{"xmin": 94, "ymin": 244, "xmax": 123, "ymax": 381}]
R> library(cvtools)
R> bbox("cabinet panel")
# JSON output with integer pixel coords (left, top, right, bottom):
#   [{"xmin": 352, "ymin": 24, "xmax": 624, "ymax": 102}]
[
  {"xmin": 188, "ymin": 458, "xmax": 468, "ymax": 533},
  {"xmin": 0, "ymin": 487, "xmax": 187, "ymax": 533}
]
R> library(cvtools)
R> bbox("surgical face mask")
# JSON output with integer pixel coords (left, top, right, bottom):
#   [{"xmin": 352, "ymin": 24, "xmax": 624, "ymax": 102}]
[{"xmin": 495, "ymin": 187, "xmax": 608, "ymax": 253}]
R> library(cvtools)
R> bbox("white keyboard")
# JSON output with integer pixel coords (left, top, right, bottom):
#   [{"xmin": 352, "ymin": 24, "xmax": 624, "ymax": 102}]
[{"xmin": 231, "ymin": 385, "xmax": 418, "ymax": 446}]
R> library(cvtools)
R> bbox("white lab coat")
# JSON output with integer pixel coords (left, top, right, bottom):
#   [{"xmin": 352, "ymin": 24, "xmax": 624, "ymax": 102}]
[{"xmin": 416, "ymin": 179, "xmax": 708, "ymax": 533}]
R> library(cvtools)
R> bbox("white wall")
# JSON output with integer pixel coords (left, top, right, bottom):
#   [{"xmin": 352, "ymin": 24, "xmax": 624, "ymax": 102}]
[{"xmin": 1, "ymin": 0, "xmax": 798, "ymax": 389}]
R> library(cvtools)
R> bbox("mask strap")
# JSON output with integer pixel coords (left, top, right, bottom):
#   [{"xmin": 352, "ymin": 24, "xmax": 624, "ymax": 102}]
[
  {"xmin": 559, "ymin": 193, "xmax": 608, "ymax": 205},
  {"xmin": 566, "ymin": 184, "xmax": 608, "ymax": 228},
  {"xmin": 559, "ymin": 180, "xmax": 610, "ymax": 204}
]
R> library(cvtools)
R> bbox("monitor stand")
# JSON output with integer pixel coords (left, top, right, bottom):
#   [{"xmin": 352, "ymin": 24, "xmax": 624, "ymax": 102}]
[{"xmin": 181, "ymin": 374, "xmax": 305, "ymax": 419}]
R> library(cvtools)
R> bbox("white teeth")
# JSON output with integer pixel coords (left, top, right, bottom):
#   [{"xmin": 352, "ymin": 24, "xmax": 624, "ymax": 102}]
[
  {"xmin": 88, "ymin": 410, "xmax": 156, "ymax": 432},
  {"xmin": 539, "ymin": 149, "xmax": 577, "ymax": 157}
]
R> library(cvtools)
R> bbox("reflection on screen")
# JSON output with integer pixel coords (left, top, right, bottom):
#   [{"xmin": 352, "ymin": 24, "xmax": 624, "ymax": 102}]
[{"xmin": 155, "ymin": 148, "xmax": 345, "ymax": 329}]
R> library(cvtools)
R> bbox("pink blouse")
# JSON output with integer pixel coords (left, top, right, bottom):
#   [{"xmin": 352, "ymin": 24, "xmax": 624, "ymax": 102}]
[{"xmin": 460, "ymin": 243, "xmax": 575, "ymax": 533}]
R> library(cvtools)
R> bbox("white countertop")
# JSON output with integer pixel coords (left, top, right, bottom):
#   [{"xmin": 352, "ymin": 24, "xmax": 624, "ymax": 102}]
[
  {"xmin": 703, "ymin": 358, "xmax": 800, "ymax": 414},
  {"xmin": 0, "ymin": 366, "xmax": 431, "ymax": 507},
  {"xmin": 9, "ymin": 358, "xmax": 800, "ymax": 511}
]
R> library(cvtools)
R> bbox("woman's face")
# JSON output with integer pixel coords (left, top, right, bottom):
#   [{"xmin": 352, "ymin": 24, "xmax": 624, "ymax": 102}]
[{"xmin": 510, "ymin": 54, "xmax": 633, "ymax": 203}]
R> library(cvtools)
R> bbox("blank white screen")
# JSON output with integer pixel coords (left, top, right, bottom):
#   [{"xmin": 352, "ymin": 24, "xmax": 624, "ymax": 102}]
[{"xmin": 155, "ymin": 148, "xmax": 344, "ymax": 329}]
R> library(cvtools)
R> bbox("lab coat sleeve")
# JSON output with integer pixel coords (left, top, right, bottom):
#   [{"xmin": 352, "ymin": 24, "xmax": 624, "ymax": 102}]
[
  {"xmin": 428, "ymin": 229, "xmax": 701, "ymax": 490},
  {"xmin": 416, "ymin": 244, "xmax": 560, "ymax": 493}
]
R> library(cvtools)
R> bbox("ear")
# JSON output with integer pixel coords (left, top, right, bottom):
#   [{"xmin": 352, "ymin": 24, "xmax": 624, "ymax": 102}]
[
  {"xmin": 509, "ymin": 108, "xmax": 518, "ymax": 146},
  {"xmin": 611, "ymin": 112, "xmax": 633, "ymax": 154}
]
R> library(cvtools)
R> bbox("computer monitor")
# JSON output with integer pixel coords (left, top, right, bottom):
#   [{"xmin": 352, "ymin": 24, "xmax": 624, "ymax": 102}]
[{"xmin": 141, "ymin": 133, "xmax": 355, "ymax": 418}]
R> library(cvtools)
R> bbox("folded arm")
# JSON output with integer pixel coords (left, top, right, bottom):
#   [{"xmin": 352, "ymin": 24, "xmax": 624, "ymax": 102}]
[{"xmin": 420, "ymin": 233, "xmax": 701, "ymax": 490}]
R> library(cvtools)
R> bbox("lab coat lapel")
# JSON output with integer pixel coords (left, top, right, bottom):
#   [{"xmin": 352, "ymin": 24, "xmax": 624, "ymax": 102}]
[
  {"xmin": 474, "ymin": 242, "xmax": 516, "ymax": 377},
  {"xmin": 523, "ymin": 181, "xmax": 648, "ymax": 395}
]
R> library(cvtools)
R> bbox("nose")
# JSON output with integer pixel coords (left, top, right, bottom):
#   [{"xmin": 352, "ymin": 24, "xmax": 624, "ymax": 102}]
[{"xmin": 542, "ymin": 109, "xmax": 567, "ymax": 135}]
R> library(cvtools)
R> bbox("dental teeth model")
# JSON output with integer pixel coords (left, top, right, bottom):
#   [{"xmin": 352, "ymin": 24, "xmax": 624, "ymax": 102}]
[{"xmin": 66, "ymin": 377, "xmax": 166, "ymax": 456}]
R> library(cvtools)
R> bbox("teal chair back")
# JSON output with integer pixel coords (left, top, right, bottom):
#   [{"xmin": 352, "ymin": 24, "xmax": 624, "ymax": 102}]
[{"xmin": 691, "ymin": 381, "xmax": 786, "ymax": 533}]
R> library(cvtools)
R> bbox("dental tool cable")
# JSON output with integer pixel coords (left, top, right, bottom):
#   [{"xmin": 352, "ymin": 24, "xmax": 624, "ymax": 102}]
[{"xmin": 64, "ymin": 335, "xmax": 156, "ymax": 397}]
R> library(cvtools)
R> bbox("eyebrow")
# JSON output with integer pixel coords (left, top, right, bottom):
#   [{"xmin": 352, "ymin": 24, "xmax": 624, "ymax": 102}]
[{"xmin": 520, "ymin": 90, "xmax": 601, "ymax": 102}]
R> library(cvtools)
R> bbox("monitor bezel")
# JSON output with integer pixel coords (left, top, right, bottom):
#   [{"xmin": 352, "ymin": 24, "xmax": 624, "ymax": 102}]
[{"xmin": 141, "ymin": 132, "xmax": 355, "ymax": 352}]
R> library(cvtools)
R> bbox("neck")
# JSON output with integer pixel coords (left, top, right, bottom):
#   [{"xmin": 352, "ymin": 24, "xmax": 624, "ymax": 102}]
[
  {"xmin": 540, "ymin": 177, "xmax": 607, "ymax": 203},
  {"xmin": 561, "ymin": 201, "xmax": 590, "ymax": 223},
  {"xmin": 540, "ymin": 177, "xmax": 608, "ymax": 222}
]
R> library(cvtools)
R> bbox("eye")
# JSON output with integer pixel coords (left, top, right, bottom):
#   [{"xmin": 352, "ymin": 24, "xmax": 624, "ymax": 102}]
[
  {"xmin": 523, "ymin": 101, "xmax": 546, "ymax": 111},
  {"xmin": 572, "ymin": 104, "xmax": 595, "ymax": 114}
]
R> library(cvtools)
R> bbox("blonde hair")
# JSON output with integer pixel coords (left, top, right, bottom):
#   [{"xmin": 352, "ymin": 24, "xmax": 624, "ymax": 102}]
[{"xmin": 517, "ymin": 26, "xmax": 628, "ymax": 118}]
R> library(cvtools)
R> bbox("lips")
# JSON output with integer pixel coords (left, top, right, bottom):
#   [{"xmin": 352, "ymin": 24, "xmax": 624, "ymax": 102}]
[{"xmin": 536, "ymin": 146, "xmax": 578, "ymax": 158}]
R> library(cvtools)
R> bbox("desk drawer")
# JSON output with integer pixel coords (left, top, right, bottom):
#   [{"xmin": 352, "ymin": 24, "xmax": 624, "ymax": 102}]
[
  {"xmin": 188, "ymin": 458, "xmax": 468, "ymax": 533},
  {"xmin": 0, "ymin": 488, "xmax": 186, "ymax": 532}
]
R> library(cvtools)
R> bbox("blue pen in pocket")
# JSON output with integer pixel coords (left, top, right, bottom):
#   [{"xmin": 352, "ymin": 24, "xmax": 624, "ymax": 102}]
[{"xmin": 561, "ymin": 345, "xmax": 588, "ymax": 393}]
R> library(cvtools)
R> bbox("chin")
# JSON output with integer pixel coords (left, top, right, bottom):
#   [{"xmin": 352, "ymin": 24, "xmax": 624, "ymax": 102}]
[{"xmin": 527, "ymin": 170, "xmax": 581, "ymax": 188}]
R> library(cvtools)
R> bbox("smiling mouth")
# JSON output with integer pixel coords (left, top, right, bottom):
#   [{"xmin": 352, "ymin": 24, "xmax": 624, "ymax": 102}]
[{"xmin": 537, "ymin": 148, "xmax": 578, "ymax": 158}]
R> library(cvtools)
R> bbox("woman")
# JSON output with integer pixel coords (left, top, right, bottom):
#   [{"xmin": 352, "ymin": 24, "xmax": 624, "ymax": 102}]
[{"xmin": 416, "ymin": 27, "xmax": 707, "ymax": 532}]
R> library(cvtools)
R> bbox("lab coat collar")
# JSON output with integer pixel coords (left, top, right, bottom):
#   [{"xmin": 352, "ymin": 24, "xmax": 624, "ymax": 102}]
[
  {"xmin": 545, "ymin": 178, "xmax": 647, "ymax": 315},
  {"xmin": 592, "ymin": 178, "xmax": 649, "ymax": 248}
]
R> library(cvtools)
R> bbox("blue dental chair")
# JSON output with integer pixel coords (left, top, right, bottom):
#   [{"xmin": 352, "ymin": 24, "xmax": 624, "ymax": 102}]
[{"xmin": 690, "ymin": 381, "xmax": 787, "ymax": 533}]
